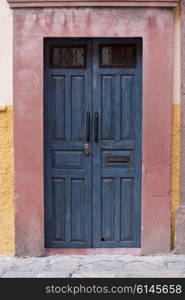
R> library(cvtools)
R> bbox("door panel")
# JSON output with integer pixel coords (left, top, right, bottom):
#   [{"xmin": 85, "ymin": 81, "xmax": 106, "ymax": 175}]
[
  {"xmin": 101, "ymin": 75, "xmax": 115, "ymax": 140},
  {"xmin": 101, "ymin": 178, "xmax": 115, "ymax": 241},
  {"xmin": 120, "ymin": 178, "xmax": 134, "ymax": 241},
  {"xmin": 121, "ymin": 75, "xmax": 134, "ymax": 139},
  {"xmin": 52, "ymin": 76, "xmax": 65, "ymax": 140},
  {"xmin": 71, "ymin": 76, "xmax": 85, "ymax": 140},
  {"xmin": 52, "ymin": 178, "xmax": 66, "ymax": 241},
  {"xmin": 44, "ymin": 38, "xmax": 142, "ymax": 248},
  {"xmin": 71, "ymin": 178, "xmax": 85, "ymax": 242}
]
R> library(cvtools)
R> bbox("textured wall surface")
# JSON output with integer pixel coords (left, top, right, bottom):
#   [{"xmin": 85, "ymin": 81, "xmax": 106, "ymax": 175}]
[
  {"xmin": 0, "ymin": 0, "xmax": 14, "ymax": 255},
  {"xmin": 171, "ymin": 104, "xmax": 180, "ymax": 245},
  {"xmin": 0, "ymin": 106, "xmax": 14, "ymax": 255},
  {"xmin": 0, "ymin": 0, "xmax": 13, "ymax": 106},
  {"xmin": 175, "ymin": 0, "xmax": 185, "ymax": 253},
  {"xmin": 171, "ymin": 6, "xmax": 180, "ymax": 246}
]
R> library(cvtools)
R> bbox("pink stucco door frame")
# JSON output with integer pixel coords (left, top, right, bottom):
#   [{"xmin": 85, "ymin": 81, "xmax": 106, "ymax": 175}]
[{"xmin": 8, "ymin": 0, "xmax": 177, "ymax": 256}]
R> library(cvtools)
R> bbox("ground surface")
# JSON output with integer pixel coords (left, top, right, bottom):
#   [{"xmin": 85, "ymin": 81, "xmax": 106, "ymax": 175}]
[{"xmin": 0, "ymin": 254, "xmax": 185, "ymax": 278}]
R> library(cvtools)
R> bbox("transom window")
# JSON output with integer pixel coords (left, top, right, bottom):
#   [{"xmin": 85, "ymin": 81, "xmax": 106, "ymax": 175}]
[
  {"xmin": 50, "ymin": 46, "xmax": 86, "ymax": 68},
  {"xmin": 100, "ymin": 44, "xmax": 136, "ymax": 68}
]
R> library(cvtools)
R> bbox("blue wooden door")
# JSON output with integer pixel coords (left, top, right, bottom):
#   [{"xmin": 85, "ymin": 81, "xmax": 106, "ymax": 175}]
[
  {"xmin": 92, "ymin": 39, "xmax": 142, "ymax": 247},
  {"xmin": 44, "ymin": 38, "xmax": 142, "ymax": 248},
  {"xmin": 44, "ymin": 39, "xmax": 93, "ymax": 248}
]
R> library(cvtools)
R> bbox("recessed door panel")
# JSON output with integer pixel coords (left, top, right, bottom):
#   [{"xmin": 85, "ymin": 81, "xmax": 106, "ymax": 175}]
[
  {"xmin": 71, "ymin": 76, "xmax": 85, "ymax": 140},
  {"xmin": 52, "ymin": 178, "xmax": 66, "ymax": 241},
  {"xmin": 120, "ymin": 178, "xmax": 134, "ymax": 241},
  {"xmin": 71, "ymin": 179, "xmax": 85, "ymax": 242},
  {"xmin": 101, "ymin": 75, "xmax": 115, "ymax": 140},
  {"xmin": 52, "ymin": 76, "xmax": 65, "ymax": 140},
  {"xmin": 121, "ymin": 75, "xmax": 134, "ymax": 139}
]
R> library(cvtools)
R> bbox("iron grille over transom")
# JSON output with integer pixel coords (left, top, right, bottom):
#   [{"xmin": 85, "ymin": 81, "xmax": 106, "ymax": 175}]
[
  {"xmin": 50, "ymin": 46, "xmax": 86, "ymax": 68},
  {"xmin": 100, "ymin": 44, "xmax": 136, "ymax": 68}
]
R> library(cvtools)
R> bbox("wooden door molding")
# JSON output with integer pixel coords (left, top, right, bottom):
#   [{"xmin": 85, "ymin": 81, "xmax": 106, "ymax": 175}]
[{"xmin": 7, "ymin": 0, "xmax": 179, "ymax": 8}]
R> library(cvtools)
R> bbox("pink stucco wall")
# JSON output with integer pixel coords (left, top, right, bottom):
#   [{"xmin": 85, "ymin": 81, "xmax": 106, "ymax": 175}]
[{"xmin": 13, "ymin": 7, "xmax": 173, "ymax": 256}]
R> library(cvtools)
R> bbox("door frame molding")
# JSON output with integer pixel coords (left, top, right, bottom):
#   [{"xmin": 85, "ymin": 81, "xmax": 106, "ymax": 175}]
[{"xmin": 11, "ymin": 6, "xmax": 174, "ymax": 256}]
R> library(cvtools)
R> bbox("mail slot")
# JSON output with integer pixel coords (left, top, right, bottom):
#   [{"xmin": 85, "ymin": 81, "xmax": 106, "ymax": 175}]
[{"xmin": 106, "ymin": 156, "xmax": 130, "ymax": 163}]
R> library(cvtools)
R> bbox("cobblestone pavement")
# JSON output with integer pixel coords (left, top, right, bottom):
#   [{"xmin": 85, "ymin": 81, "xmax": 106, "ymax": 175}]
[{"xmin": 0, "ymin": 254, "xmax": 185, "ymax": 278}]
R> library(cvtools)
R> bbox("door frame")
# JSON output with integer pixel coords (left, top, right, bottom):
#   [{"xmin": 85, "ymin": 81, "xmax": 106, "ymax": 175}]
[{"xmin": 12, "ymin": 6, "xmax": 174, "ymax": 256}]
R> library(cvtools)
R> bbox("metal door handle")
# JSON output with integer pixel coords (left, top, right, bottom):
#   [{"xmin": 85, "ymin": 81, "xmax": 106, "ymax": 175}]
[
  {"xmin": 94, "ymin": 112, "xmax": 98, "ymax": 143},
  {"xmin": 86, "ymin": 112, "xmax": 90, "ymax": 143}
]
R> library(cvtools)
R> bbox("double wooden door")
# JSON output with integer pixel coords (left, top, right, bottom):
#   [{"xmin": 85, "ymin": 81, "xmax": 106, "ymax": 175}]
[{"xmin": 44, "ymin": 38, "xmax": 142, "ymax": 248}]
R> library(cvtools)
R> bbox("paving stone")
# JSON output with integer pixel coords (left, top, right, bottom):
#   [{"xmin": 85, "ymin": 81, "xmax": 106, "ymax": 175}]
[
  {"xmin": 115, "ymin": 255, "xmax": 166, "ymax": 265},
  {"xmin": 49, "ymin": 255, "xmax": 79, "ymax": 263},
  {"xmin": 167, "ymin": 262, "xmax": 185, "ymax": 270},
  {"xmin": 0, "ymin": 264, "xmax": 11, "ymax": 274},
  {"xmin": 123, "ymin": 261, "xmax": 166, "ymax": 272},
  {"xmin": 72, "ymin": 272, "xmax": 117, "ymax": 278},
  {"xmin": 117, "ymin": 270, "xmax": 185, "ymax": 278},
  {"xmin": 11, "ymin": 257, "xmax": 49, "ymax": 272},
  {"xmin": 165, "ymin": 254, "xmax": 185, "ymax": 262},
  {"xmin": 37, "ymin": 272, "xmax": 70, "ymax": 278},
  {"xmin": 78, "ymin": 261, "xmax": 123, "ymax": 273},
  {"xmin": 78, "ymin": 255, "xmax": 115, "ymax": 264},
  {"xmin": 48, "ymin": 256, "xmax": 79, "ymax": 273},
  {"xmin": 2, "ymin": 272, "xmax": 38, "ymax": 278},
  {"xmin": 0, "ymin": 257, "xmax": 17, "ymax": 275},
  {"xmin": 136, "ymin": 256, "xmax": 166, "ymax": 264}
]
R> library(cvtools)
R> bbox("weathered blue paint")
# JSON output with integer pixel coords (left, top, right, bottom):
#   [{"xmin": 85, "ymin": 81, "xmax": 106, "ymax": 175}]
[{"xmin": 44, "ymin": 38, "xmax": 142, "ymax": 248}]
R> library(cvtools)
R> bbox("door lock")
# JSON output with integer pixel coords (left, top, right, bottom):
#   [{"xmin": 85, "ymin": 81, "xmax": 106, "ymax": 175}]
[{"xmin": 83, "ymin": 143, "xmax": 90, "ymax": 156}]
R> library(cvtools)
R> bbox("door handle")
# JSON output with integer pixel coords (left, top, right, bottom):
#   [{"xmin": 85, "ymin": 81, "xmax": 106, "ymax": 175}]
[
  {"xmin": 94, "ymin": 112, "xmax": 99, "ymax": 143},
  {"xmin": 86, "ymin": 112, "xmax": 90, "ymax": 143},
  {"xmin": 84, "ymin": 112, "xmax": 90, "ymax": 156}
]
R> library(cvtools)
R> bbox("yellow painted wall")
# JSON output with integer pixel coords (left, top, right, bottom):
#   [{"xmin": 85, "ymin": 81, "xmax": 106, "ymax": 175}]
[
  {"xmin": 171, "ymin": 5, "xmax": 180, "ymax": 247},
  {"xmin": 0, "ymin": 0, "xmax": 14, "ymax": 255},
  {"xmin": 0, "ymin": 106, "xmax": 14, "ymax": 255},
  {"xmin": 171, "ymin": 104, "xmax": 180, "ymax": 246}
]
